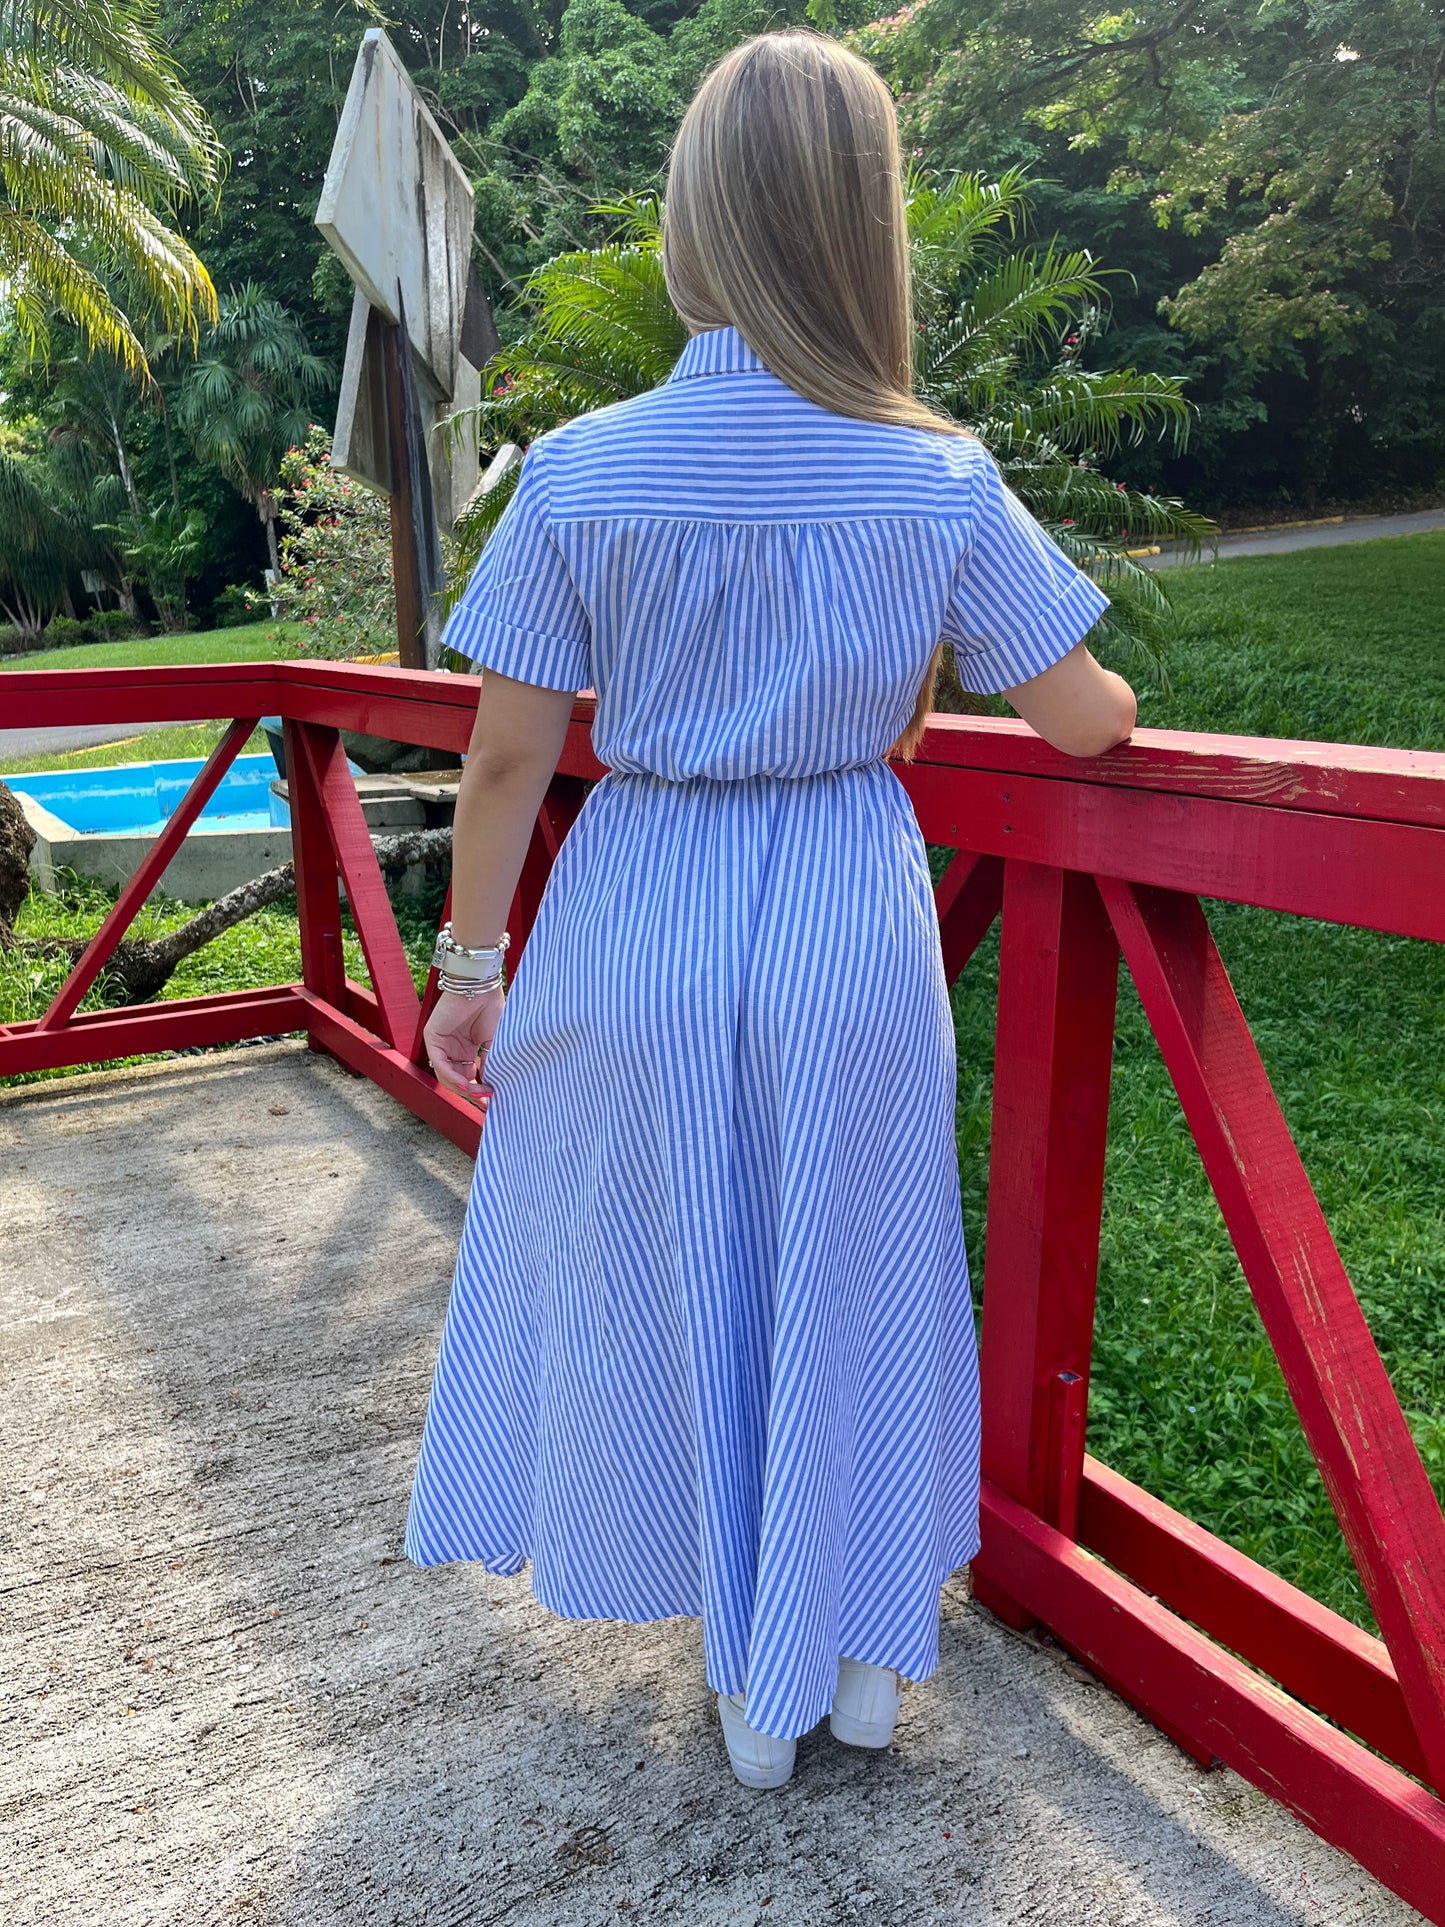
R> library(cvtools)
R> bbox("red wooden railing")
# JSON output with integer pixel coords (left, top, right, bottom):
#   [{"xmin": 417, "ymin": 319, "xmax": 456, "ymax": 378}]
[{"xmin": 4, "ymin": 660, "xmax": 1445, "ymax": 1913}]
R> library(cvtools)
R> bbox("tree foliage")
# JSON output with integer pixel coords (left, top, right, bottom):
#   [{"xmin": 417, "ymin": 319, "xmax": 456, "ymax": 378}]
[
  {"xmin": 855, "ymin": 0, "xmax": 1445, "ymax": 503},
  {"xmin": 0, "ymin": 425, "xmax": 97, "ymax": 640},
  {"xmin": 0, "ymin": 0, "xmax": 221, "ymax": 374},
  {"xmin": 175, "ymin": 282, "xmax": 332, "ymax": 572}
]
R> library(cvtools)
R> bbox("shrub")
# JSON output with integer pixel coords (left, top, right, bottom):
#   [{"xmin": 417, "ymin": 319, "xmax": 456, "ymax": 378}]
[
  {"xmin": 209, "ymin": 583, "xmax": 258, "ymax": 629},
  {"xmin": 256, "ymin": 426, "xmax": 394, "ymax": 659},
  {"xmin": 89, "ymin": 608, "xmax": 144, "ymax": 641},
  {"xmin": 42, "ymin": 614, "xmax": 89, "ymax": 648}
]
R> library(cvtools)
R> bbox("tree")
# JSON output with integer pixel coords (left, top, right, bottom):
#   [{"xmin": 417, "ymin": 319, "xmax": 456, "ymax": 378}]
[
  {"xmin": 174, "ymin": 284, "xmax": 332, "ymax": 576},
  {"xmin": 0, "ymin": 430, "xmax": 96, "ymax": 642},
  {"xmin": 158, "ymin": 0, "xmax": 380, "ymax": 367},
  {"xmin": 854, "ymin": 0, "xmax": 1445, "ymax": 504},
  {"xmin": 0, "ymin": 0, "xmax": 221, "ymax": 376},
  {"xmin": 449, "ymin": 180, "xmax": 1212, "ymax": 696}
]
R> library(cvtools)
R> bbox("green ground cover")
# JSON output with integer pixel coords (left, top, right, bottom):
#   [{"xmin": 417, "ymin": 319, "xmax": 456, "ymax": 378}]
[
  {"xmin": 0, "ymin": 620, "xmax": 299, "ymax": 674},
  {"xmin": 2, "ymin": 876, "xmax": 443, "ymax": 1075},
  {"xmin": 2, "ymin": 534, "xmax": 1441, "ymax": 1628},
  {"xmin": 950, "ymin": 531, "xmax": 1445, "ymax": 1628}
]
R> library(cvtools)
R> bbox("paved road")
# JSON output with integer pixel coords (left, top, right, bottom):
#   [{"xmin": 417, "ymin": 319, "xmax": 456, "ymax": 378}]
[
  {"xmin": 0, "ymin": 718, "xmax": 173, "ymax": 768},
  {"xmin": 1150, "ymin": 507, "xmax": 1445, "ymax": 568},
  {"xmin": 1, "ymin": 1042, "xmax": 1424, "ymax": 1927}
]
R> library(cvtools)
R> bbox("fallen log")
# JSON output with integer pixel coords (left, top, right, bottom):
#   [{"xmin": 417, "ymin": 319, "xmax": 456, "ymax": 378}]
[{"xmin": 16, "ymin": 826, "xmax": 453, "ymax": 1004}]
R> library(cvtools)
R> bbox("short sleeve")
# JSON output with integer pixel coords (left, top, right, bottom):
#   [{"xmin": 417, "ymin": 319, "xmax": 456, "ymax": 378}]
[
  {"xmin": 941, "ymin": 451, "xmax": 1111, "ymax": 695},
  {"xmin": 440, "ymin": 439, "xmax": 591, "ymax": 692}
]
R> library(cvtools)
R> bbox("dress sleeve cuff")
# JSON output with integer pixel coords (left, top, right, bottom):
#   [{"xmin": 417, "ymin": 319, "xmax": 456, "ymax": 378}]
[
  {"xmin": 949, "ymin": 573, "xmax": 1111, "ymax": 697},
  {"xmin": 443, "ymin": 608, "xmax": 591, "ymax": 693}
]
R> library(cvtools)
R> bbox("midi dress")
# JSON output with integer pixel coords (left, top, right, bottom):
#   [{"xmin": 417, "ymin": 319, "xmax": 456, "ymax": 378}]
[{"xmin": 404, "ymin": 323, "xmax": 1110, "ymax": 1741}]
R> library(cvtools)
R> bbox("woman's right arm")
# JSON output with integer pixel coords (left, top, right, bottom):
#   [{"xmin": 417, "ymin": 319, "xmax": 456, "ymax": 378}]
[{"xmin": 1002, "ymin": 640, "xmax": 1137, "ymax": 759}]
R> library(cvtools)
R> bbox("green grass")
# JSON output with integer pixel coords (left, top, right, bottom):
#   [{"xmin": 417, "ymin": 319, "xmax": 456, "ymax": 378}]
[
  {"xmin": 0, "ymin": 619, "xmax": 300, "ymax": 674},
  {"xmin": 948, "ymin": 530, "xmax": 1445, "ymax": 1629},
  {"xmin": 1142, "ymin": 530, "xmax": 1445, "ymax": 747},
  {"xmin": 2, "ymin": 872, "xmax": 445, "ymax": 1085}
]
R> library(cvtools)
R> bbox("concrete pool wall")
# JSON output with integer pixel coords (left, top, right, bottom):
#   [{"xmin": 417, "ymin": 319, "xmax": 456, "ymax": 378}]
[
  {"xmin": 5, "ymin": 755, "xmax": 456, "ymax": 902},
  {"xmin": 7, "ymin": 755, "xmax": 296, "ymax": 901}
]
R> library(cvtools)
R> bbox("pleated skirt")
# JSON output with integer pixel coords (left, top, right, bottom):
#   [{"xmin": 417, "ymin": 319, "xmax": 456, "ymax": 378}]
[{"xmin": 404, "ymin": 762, "xmax": 982, "ymax": 1740}]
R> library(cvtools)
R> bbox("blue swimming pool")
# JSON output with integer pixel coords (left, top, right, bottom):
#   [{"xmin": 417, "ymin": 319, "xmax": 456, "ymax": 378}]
[{"xmin": 1, "ymin": 755, "xmax": 290, "ymax": 835}]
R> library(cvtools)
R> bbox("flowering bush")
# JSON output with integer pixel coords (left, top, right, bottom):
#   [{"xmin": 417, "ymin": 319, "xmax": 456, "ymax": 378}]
[{"xmin": 251, "ymin": 426, "xmax": 394, "ymax": 659}]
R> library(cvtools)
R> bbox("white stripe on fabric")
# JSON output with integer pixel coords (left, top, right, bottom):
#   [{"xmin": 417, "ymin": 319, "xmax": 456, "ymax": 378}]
[{"xmin": 408, "ymin": 325, "xmax": 1101, "ymax": 1740}]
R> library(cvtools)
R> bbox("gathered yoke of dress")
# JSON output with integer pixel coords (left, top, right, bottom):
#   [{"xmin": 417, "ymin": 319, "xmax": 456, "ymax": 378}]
[{"xmin": 404, "ymin": 324, "xmax": 1110, "ymax": 1740}]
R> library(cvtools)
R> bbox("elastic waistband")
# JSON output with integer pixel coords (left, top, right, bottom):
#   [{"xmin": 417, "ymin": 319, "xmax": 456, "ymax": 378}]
[{"xmin": 601, "ymin": 760, "xmax": 890, "ymax": 788}]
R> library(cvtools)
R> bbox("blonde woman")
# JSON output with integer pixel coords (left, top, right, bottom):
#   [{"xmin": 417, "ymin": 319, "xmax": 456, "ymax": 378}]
[{"xmin": 408, "ymin": 31, "xmax": 1135, "ymax": 1790}]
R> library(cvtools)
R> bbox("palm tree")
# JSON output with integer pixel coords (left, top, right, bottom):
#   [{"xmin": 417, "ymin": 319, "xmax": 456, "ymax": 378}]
[
  {"xmin": 0, "ymin": 0, "xmax": 220, "ymax": 377},
  {"xmin": 448, "ymin": 174, "xmax": 1215, "ymax": 697},
  {"xmin": 174, "ymin": 284, "xmax": 332, "ymax": 577},
  {"xmin": 0, "ymin": 438, "xmax": 95, "ymax": 643}
]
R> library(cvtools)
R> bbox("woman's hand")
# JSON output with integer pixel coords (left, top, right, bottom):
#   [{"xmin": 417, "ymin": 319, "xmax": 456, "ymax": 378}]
[{"xmin": 424, "ymin": 987, "xmax": 505, "ymax": 1106}]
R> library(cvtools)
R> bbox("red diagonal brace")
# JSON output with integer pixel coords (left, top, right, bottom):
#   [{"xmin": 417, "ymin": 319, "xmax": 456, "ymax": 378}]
[
  {"xmin": 410, "ymin": 879, "xmax": 452, "ymax": 1067},
  {"xmin": 934, "ymin": 850, "xmax": 1004, "ymax": 984},
  {"xmin": 292, "ymin": 724, "xmax": 421, "ymax": 1052},
  {"xmin": 1100, "ymin": 876, "xmax": 1445, "ymax": 1793},
  {"xmin": 36, "ymin": 717, "xmax": 259, "ymax": 1033}
]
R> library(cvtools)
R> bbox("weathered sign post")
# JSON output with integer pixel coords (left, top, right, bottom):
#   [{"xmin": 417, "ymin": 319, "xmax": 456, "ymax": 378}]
[{"xmin": 316, "ymin": 29, "xmax": 498, "ymax": 669}]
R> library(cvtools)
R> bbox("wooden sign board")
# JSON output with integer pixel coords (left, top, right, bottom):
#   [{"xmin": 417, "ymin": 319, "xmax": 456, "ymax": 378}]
[
  {"xmin": 317, "ymin": 29, "xmax": 472, "ymax": 402},
  {"xmin": 317, "ymin": 29, "xmax": 501, "ymax": 661}
]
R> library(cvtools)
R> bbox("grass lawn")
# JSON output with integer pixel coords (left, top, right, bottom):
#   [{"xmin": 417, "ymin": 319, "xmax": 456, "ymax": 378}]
[
  {"xmin": 2, "ymin": 533, "xmax": 1442, "ymax": 1631},
  {"xmin": 950, "ymin": 530, "xmax": 1445, "ymax": 1629},
  {"xmin": 0, "ymin": 619, "xmax": 301, "ymax": 675}
]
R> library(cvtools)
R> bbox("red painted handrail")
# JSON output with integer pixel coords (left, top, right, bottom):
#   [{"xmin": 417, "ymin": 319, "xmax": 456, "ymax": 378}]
[{"xmin": 4, "ymin": 659, "xmax": 1445, "ymax": 1915}]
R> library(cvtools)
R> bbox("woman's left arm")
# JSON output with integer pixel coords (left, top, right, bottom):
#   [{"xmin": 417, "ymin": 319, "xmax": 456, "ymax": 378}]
[{"xmin": 423, "ymin": 670, "xmax": 577, "ymax": 1104}]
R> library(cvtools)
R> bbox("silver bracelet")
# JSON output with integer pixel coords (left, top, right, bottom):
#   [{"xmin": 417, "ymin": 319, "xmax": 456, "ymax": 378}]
[
  {"xmin": 432, "ymin": 922, "xmax": 510, "ymax": 979},
  {"xmin": 436, "ymin": 966, "xmax": 505, "ymax": 998},
  {"xmin": 435, "ymin": 920, "xmax": 510, "ymax": 961}
]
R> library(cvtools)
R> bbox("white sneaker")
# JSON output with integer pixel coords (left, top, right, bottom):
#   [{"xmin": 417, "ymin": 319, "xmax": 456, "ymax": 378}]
[
  {"xmin": 717, "ymin": 1690, "xmax": 797, "ymax": 1789},
  {"xmin": 829, "ymin": 1658, "xmax": 903, "ymax": 1748}
]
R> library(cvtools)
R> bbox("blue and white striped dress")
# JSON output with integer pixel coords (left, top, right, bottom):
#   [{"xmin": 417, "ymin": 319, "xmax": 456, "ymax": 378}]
[{"xmin": 404, "ymin": 323, "xmax": 1110, "ymax": 1740}]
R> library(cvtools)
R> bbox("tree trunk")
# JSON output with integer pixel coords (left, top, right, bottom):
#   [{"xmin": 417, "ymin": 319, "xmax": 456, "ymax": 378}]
[
  {"xmin": 17, "ymin": 827, "xmax": 452, "ymax": 1003},
  {"xmin": 0, "ymin": 782, "xmax": 36, "ymax": 951},
  {"xmin": 260, "ymin": 494, "xmax": 281, "ymax": 579}
]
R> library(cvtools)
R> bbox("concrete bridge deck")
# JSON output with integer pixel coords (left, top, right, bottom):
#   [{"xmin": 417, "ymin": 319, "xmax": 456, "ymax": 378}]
[{"xmin": 1, "ymin": 1042, "xmax": 1425, "ymax": 1927}]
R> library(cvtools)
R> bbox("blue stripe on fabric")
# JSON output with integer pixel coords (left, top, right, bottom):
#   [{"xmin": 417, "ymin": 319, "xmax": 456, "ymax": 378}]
[
  {"xmin": 410, "ymin": 325, "xmax": 1102, "ymax": 1739},
  {"xmin": 441, "ymin": 324, "xmax": 1109, "ymax": 737}
]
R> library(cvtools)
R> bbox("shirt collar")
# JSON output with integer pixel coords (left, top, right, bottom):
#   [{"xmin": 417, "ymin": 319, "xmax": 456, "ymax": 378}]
[{"xmin": 666, "ymin": 323, "xmax": 769, "ymax": 382}]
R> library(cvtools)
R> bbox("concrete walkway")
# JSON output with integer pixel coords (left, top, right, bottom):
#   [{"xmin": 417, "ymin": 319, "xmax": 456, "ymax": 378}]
[
  {"xmin": 0, "ymin": 1044, "xmax": 1426, "ymax": 1927},
  {"xmin": 1150, "ymin": 507, "xmax": 1445, "ymax": 568}
]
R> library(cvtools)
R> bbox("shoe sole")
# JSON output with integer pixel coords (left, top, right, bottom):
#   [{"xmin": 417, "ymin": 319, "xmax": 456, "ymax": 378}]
[
  {"xmin": 829, "ymin": 1709, "xmax": 897, "ymax": 1748},
  {"xmin": 727, "ymin": 1755, "xmax": 796, "ymax": 1789}
]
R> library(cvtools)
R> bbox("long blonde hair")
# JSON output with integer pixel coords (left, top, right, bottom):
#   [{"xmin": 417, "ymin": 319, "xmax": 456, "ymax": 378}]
[{"xmin": 662, "ymin": 30, "xmax": 965, "ymax": 760}]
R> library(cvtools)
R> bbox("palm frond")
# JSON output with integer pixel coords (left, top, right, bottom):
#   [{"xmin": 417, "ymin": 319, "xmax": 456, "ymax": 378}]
[
  {"xmin": 921, "ymin": 244, "xmax": 1111, "ymax": 388},
  {"xmin": 905, "ymin": 166, "xmax": 1031, "ymax": 289},
  {"xmin": 980, "ymin": 367, "xmax": 1195, "ymax": 456},
  {"xmin": 0, "ymin": 202, "xmax": 145, "ymax": 370},
  {"xmin": 0, "ymin": 0, "xmax": 219, "ymax": 177},
  {"xmin": 0, "ymin": 0, "xmax": 219, "ymax": 376}
]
